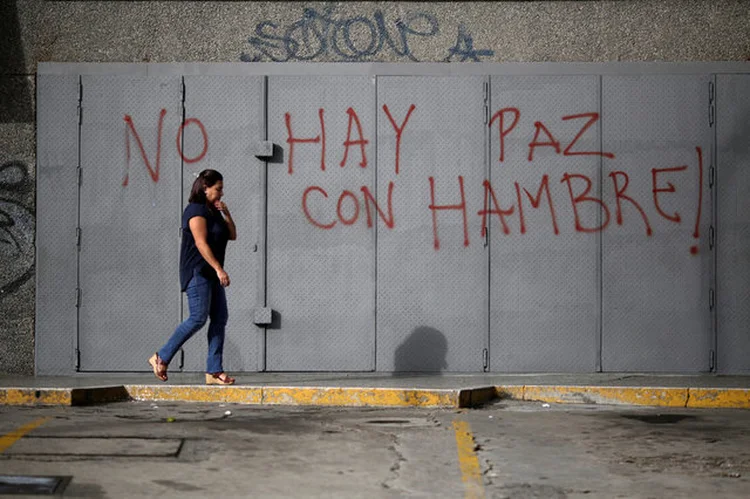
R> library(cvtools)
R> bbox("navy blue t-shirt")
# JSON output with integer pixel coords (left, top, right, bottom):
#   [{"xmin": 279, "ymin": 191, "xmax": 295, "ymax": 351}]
[{"xmin": 179, "ymin": 202, "xmax": 229, "ymax": 291}]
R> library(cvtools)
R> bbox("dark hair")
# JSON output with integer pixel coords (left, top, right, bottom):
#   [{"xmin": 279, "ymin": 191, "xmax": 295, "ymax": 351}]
[{"xmin": 188, "ymin": 169, "xmax": 223, "ymax": 204}]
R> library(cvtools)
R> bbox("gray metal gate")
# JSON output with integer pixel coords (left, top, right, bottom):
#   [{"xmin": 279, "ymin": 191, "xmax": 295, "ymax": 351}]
[
  {"xmin": 34, "ymin": 63, "xmax": 749, "ymax": 375},
  {"xmin": 179, "ymin": 76, "xmax": 264, "ymax": 372},
  {"xmin": 265, "ymin": 76, "xmax": 376, "ymax": 371},
  {"xmin": 35, "ymin": 75, "xmax": 80, "ymax": 373},
  {"xmin": 601, "ymin": 75, "xmax": 713, "ymax": 372},
  {"xmin": 716, "ymin": 75, "xmax": 750, "ymax": 374},
  {"xmin": 376, "ymin": 76, "xmax": 488, "ymax": 371},
  {"xmin": 78, "ymin": 76, "xmax": 182, "ymax": 371},
  {"xmin": 489, "ymin": 75, "xmax": 600, "ymax": 372}
]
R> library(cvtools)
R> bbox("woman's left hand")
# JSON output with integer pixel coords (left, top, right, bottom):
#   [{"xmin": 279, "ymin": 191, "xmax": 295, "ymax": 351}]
[{"xmin": 214, "ymin": 201, "xmax": 229, "ymax": 214}]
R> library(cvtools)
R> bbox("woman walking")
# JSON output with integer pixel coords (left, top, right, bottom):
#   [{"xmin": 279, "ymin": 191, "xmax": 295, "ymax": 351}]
[{"xmin": 149, "ymin": 169, "xmax": 237, "ymax": 385}]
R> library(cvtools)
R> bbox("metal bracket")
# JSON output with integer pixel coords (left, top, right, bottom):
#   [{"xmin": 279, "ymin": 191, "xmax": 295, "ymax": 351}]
[
  {"xmin": 253, "ymin": 307, "xmax": 273, "ymax": 326},
  {"xmin": 254, "ymin": 140, "xmax": 275, "ymax": 159}
]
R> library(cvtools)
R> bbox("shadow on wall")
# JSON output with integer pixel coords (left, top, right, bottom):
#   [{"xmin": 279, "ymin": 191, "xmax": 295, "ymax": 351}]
[{"xmin": 393, "ymin": 326, "xmax": 447, "ymax": 375}]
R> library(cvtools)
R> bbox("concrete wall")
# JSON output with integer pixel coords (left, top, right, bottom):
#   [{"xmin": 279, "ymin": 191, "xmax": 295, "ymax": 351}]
[{"xmin": 2, "ymin": 0, "xmax": 749, "ymax": 375}]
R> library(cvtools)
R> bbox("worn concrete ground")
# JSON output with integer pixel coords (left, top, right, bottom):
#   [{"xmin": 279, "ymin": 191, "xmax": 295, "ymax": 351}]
[{"xmin": 1, "ymin": 400, "xmax": 749, "ymax": 498}]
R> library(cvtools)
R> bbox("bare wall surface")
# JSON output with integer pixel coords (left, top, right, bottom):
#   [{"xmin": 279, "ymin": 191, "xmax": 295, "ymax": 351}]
[{"xmin": 2, "ymin": 1, "xmax": 750, "ymax": 375}]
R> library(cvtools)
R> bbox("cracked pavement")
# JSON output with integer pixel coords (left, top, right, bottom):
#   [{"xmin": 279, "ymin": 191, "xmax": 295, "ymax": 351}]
[{"xmin": 2, "ymin": 400, "xmax": 750, "ymax": 497}]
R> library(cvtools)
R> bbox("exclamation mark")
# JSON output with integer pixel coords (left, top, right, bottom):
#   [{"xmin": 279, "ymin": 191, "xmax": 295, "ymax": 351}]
[{"xmin": 690, "ymin": 146, "xmax": 703, "ymax": 255}]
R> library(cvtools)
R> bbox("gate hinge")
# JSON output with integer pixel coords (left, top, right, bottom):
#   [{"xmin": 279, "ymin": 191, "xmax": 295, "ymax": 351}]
[
  {"xmin": 75, "ymin": 287, "xmax": 81, "ymax": 308},
  {"xmin": 482, "ymin": 348, "xmax": 489, "ymax": 371},
  {"xmin": 76, "ymin": 227, "xmax": 81, "ymax": 247},
  {"xmin": 709, "ymin": 225, "xmax": 715, "ymax": 250},
  {"xmin": 709, "ymin": 349, "xmax": 716, "ymax": 371},
  {"xmin": 709, "ymin": 165, "xmax": 715, "ymax": 188},
  {"xmin": 77, "ymin": 78, "xmax": 83, "ymax": 125},
  {"xmin": 75, "ymin": 348, "xmax": 81, "ymax": 370},
  {"xmin": 76, "ymin": 166, "xmax": 82, "ymax": 186},
  {"xmin": 708, "ymin": 81, "xmax": 715, "ymax": 127},
  {"xmin": 709, "ymin": 288, "xmax": 715, "ymax": 311},
  {"xmin": 483, "ymin": 80, "xmax": 489, "ymax": 124},
  {"xmin": 181, "ymin": 78, "xmax": 186, "ymax": 104},
  {"xmin": 179, "ymin": 348, "xmax": 185, "ymax": 369}
]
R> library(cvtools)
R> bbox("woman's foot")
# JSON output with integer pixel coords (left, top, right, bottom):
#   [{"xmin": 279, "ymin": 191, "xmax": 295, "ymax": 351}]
[
  {"xmin": 148, "ymin": 353, "xmax": 168, "ymax": 381},
  {"xmin": 206, "ymin": 372, "xmax": 235, "ymax": 385}
]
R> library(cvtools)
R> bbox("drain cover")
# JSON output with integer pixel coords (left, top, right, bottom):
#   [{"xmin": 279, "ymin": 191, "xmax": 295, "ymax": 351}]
[
  {"xmin": 622, "ymin": 414, "xmax": 696, "ymax": 425},
  {"xmin": 0, "ymin": 475, "xmax": 71, "ymax": 495},
  {"xmin": 363, "ymin": 418, "xmax": 433, "ymax": 427}
]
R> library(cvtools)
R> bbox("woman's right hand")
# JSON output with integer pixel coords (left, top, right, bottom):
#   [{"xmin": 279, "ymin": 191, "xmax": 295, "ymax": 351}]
[{"xmin": 216, "ymin": 268, "xmax": 230, "ymax": 287}]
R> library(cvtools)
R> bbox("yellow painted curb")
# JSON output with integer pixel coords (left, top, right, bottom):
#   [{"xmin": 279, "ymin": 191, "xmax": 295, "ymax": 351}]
[
  {"xmin": 496, "ymin": 385, "xmax": 525, "ymax": 401},
  {"xmin": 687, "ymin": 388, "xmax": 750, "ymax": 409},
  {"xmin": 0, "ymin": 388, "xmax": 73, "ymax": 406},
  {"xmin": 498, "ymin": 385, "xmax": 690, "ymax": 407},
  {"xmin": 0, "ymin": 386, "xmax": 131, "ymax": 406},
  {"xmin": 2, "ymin": 384, "xmax": 750, "ymax": 409},
  {"xmin": 126, "ymin": 385, "xmax": 263, "ymax": 404},
  {"xmin": 262, "ymin": 387, "xmax": 463, "ymax": 407}
]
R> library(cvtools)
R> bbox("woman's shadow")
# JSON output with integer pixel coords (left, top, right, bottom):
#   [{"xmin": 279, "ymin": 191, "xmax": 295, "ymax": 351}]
[{"xmin": 393, "ymin": 326, "xmax": 448, "ymax": 375}]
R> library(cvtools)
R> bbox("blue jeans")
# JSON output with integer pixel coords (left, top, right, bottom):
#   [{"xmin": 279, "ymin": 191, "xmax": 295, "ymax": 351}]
[{"xmin": 158, "ymin": 269, "xmax": 228, "ymax": 374}]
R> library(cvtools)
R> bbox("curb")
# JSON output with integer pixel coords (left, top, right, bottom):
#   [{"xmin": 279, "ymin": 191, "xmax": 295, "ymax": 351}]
[
  {"xmin": 497, "ymin": 385, "xmax": 750, "ymax": 409},
  {"xmin": 1, "ymin": 385, "xmax": 749, "ymax": 409},
  {"xmin": 0, "ymin": 386, "xmax": 130, "ymax": 406},
  {"xmin": 0, "ymin": 385, "xmax": 493, "ymax": 408}
]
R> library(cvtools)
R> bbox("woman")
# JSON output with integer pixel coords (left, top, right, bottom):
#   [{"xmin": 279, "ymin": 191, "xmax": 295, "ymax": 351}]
[{"xmin": 148, "ymin": 169, "xmax": 237, "ymax": 385}]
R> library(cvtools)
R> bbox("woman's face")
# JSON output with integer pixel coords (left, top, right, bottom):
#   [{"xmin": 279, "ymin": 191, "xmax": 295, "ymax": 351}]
[{"xmin": 204, "ymin": 180, "xmax": 224, "ymax": 204}]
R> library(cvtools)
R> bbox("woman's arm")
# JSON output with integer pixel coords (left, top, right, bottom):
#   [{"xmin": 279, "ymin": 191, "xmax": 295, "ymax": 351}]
[
  {"xmin": 216, "ymin": 202, "xmax": 237, "ymax": 241},
  {"xmin": 189, "ymin": 216, "xmax": 230, "ymax": 287}
]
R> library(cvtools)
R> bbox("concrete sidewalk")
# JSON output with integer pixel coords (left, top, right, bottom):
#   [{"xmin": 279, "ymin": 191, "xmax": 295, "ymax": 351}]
[{"xmin": 1, "ymin": 372, "xmax": 749, "ymax": 409}]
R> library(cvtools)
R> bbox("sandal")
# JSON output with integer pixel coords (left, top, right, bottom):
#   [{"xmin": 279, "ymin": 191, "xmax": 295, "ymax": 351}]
[
  {"xmin": 206, "ymin": 372, "xmax": 235, "ymax": 385},
  {"xmin": 148, "ymin": 353, "xmax": 168, "ymax": 382}
]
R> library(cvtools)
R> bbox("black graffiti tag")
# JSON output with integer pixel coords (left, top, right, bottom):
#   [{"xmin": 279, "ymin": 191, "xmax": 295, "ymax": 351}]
[
  {"xmin": 0, "ymin": 161, "xmax": 35, "ymax": 298},
  {"xmin": 241, "ymin": 7, "xmax": 440, "ymax": 62}
]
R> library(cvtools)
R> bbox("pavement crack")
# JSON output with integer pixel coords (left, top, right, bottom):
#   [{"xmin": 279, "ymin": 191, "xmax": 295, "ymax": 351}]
[
  {"xmin": 483, "ymin": 457, "xmax": 496, "ymax": 485},
  {"xmin": 381, "ymin": 434, "xmax": 407, "ymax": 491}
]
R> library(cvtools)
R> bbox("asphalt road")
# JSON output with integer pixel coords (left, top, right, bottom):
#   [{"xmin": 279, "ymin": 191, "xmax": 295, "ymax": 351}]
[{"xmin": 1, "ymin": 400, "xmax": 749, "ymax": 498}]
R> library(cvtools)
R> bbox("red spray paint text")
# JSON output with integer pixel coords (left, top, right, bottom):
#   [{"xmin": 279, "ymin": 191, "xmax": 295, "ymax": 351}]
[{"xmin": 122, "ymin": 106, "xmax": 704, "ymax": 254}]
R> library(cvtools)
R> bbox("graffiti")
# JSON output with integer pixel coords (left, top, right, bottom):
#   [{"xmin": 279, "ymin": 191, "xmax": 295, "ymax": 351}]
[
  {"xmin": 240, "ymin": 6, "xmax": 494, "ymax": 62},
  {"xmin": 302, "ymin": 182, "xmax": 395, "ymax": 230},
  {"xmin": 122, "ymin": 110, "xmax": 208, "ymax": 186},
  {"xmin": 382, "ymin": 104, "xmax": 416, "ymax": 175},
  {"xmin": 0, "ymin": 160, "xmax": 35, "ymax": 298},
  {"xmin": 282, "ymin": 105, "xmax": 705, "ymax": 255},
  {"xmin": 445, "ymin": 25, "xmax": 495, "ymax": 62},
  {"xmin": 120, "ymin": 104, "xmax": 705, "ymax": 256},
  {"xmin": 490, "ymin": 109, "xmax": 615, "ymax": 162},
  {"xmin": 284, "ymin": 105, "xmax": 414, "ymax": 175}
]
